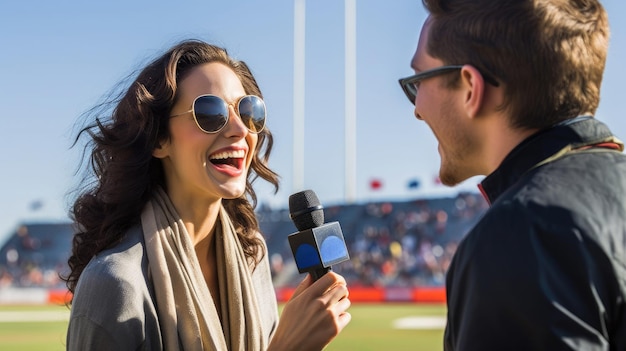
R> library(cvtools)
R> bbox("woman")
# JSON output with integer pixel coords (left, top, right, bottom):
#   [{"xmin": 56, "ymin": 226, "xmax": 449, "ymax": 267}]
[{"xmin": 64, "ymin": 39, "xmax": 351, "ymax": 351}]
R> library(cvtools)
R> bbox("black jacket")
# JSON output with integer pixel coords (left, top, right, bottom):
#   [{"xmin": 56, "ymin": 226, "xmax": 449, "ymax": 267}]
[{"xmin": 444, "ymin": 117, "xmax": 626, "ymax": 350}]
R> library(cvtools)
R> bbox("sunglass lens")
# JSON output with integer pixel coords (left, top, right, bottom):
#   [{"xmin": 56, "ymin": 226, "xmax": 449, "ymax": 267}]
[
  {"xmin": 405, "ymin": 81, "xmax": 417, "ymax": 104},
  {"xmin": 238, "ymin": 96, "xmax": 266, "ymax": 133},
  {"xmin": 194, "ymin": 96, "xmax": 228, "ymax": 133}
]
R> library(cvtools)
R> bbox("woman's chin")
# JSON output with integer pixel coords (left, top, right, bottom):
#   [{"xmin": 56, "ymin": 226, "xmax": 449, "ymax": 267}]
[{"xmin": 218, "ymin": 182, "xmax": 247, "ymax": 200}]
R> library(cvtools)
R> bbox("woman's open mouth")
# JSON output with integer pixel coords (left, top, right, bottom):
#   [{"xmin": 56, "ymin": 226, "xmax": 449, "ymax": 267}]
[{"xmin": 209, "ymin": 149, "xmax": 245, "ymax": 175}]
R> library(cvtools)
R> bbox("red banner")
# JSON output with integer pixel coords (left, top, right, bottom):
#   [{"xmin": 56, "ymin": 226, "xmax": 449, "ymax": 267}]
[{"xmin": 275, "ymin": 286, "xmax": 445, "ymax": 303}]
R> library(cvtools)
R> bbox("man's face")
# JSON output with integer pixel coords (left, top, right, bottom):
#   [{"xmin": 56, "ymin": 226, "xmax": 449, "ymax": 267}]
[{"xmin": 410, "ymin": 17, "xmax": 481, "ymax": 186}]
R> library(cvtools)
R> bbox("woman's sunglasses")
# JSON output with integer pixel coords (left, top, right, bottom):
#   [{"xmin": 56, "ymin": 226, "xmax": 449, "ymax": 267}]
[{"xmin": 170, "ymin": 94, "xmax": 266, "ymax": 134}]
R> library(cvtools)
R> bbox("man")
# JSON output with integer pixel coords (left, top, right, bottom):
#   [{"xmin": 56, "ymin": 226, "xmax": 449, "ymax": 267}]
[{"xmin": 398, "ymin": 0, "xmax": 626, "ymax": 349}]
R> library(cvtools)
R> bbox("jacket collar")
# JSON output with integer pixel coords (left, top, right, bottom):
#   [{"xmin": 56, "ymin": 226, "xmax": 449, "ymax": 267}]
[{"xmin": 479, "ymin": 116, "xmax": 623, "ymax": 205}]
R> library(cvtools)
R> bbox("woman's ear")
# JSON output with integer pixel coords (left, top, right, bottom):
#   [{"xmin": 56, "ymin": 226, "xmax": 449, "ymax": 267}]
[
  {"xmin": 460, "ymin": 65, "xmax": 486, "ymax": 119},
  {"xmin": 152, "ymin": 140, "xmax": 169, "ymax": 159}
]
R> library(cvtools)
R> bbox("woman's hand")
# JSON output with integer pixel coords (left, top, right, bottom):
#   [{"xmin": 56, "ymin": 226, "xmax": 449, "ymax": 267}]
[{"xmin": 268, "ymin": 272, "xmax": 351, "ymax": 351}]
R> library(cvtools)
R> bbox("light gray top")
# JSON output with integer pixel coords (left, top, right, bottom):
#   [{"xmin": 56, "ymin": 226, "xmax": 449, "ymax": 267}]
[{"xmin": 66, "ymin": 225, "xmax": 279, "ymax": 351}]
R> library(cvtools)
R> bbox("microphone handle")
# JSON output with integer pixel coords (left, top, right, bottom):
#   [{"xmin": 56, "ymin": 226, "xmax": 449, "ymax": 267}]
[{"xmin": 310, "ymin": 267, "xmax": 332, "ymax": 281}]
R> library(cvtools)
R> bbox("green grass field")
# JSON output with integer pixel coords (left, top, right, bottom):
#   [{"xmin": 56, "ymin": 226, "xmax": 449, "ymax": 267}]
[
  {"xmin": 0, "ymin": 303, "xmax": 446, "ymax": 351},
  {"xmin": 0, "ymin": 305, "xmax": 69, "ymax": 351},
  {"xmin": 324, "ymin": 303, "xmax": 446, "ymax": 351}
]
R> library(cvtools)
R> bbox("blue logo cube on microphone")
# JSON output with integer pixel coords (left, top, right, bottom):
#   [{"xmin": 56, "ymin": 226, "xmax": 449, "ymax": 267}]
[{"xmin": 288, "ymin": 221, "xmax": 350, "ymax": 273}]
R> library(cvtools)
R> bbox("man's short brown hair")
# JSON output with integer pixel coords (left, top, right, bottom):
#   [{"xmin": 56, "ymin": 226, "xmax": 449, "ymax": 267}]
[{"xmin": 422, "ymin": 0, "xmax": 609, "ymax": 130}]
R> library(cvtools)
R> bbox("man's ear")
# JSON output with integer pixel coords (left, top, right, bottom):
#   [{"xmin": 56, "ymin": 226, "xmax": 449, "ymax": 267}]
[
  {"xmin": 460, "ymin": 65, "xmax": 486, "ymax": 119},
  {"xmin": 152, "ymin": 139, "xmax": 169, "ymax": 159}
]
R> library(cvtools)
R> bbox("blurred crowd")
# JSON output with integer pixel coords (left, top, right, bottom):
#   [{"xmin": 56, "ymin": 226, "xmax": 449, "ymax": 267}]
[
  {"xmin": 261, "ymin": 192, "xmax": 488, "ymax": 287},
  {"xmin": 0, "ymin": 193, "xmax": 488, "ymax": 289},
  {"xmin": 0, "ymin": 223, "xmax": 72, "ymax": 289}
]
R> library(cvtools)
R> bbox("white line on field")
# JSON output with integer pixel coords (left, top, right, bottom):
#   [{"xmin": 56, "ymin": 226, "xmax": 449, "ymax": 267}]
[
  {"xmin": 0, "ymin": 311, "xmax": 70, "ymax": 322},
  {"xmin": 393, "ymin": 316, "xmax": 447, "ymax": 329}
]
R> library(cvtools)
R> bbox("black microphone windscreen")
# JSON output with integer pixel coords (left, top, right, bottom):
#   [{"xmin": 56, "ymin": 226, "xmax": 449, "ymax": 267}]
[{"xmin": 289, "ymin": 190, "xmax": 324, "ymax": 230}]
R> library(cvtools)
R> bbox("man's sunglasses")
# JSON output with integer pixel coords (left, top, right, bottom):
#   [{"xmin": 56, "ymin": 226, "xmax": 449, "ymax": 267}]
[
  {"xmin": 398, "ymin": 65, "xmax": 499, "ymax": 105},
  {"xmin": 170, "ymin": 94, "xmax": 266, "ymax": 134}
]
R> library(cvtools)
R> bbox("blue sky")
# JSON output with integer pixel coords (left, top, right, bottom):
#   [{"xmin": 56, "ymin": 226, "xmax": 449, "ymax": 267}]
[{"xmin": 0, "ymin": 0, "xmax": 624, "ymax": 242}]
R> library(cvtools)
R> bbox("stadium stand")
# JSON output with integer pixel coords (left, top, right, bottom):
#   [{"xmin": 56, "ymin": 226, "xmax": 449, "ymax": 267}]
[
  {"xmin": 0, "ymin": 193, "xmax": 488, "ymax": 302},
  {"xmin": 0, "ymin": 222, "xmax": 74, "ymax": 290},
  {"xmin": 257, "ymin": 192, "xmax": 487, "ymax": 288}
]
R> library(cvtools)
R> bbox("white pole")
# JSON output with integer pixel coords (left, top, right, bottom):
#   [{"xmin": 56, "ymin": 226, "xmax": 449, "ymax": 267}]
[
  {"xmin": 345, "ymin": 0, "xmax": 357, "ymax": 203},
  {"xmin": 293, "ymin": 0, "xmax": 306, "ymax": 193}
]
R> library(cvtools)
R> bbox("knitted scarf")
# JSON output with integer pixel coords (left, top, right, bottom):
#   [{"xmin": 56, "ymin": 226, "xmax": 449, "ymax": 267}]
[{"xmin": 140, "ymin": 188, "xmax": 265, "ymax": 350}]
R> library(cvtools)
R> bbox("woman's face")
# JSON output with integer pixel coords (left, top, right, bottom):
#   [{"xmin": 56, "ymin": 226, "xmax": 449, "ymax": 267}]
[{"xmin": 154, "ymin": 62, "xmax": 258, "ymax": 205}]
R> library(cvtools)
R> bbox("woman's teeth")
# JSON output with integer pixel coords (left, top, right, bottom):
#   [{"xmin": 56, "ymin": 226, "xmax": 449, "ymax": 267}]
[
  {"xmin": 210, "ymin": 149, "xmax": 245, "ymax": 161},
  {"xmin": 209, "ymin": 150, "xmax": 245, "ymax": 167}
]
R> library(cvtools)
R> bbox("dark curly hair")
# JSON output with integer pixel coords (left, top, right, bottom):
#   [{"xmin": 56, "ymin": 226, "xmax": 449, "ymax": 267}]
[{"xmin": 64, "ymin": 39, "xmax": 279, "ymax": 296}]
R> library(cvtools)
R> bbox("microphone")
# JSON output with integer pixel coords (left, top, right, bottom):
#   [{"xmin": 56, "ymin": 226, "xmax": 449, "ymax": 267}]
[{"xmin": 288, "ymin": 190, "xmax": 350, "ymax": 281}]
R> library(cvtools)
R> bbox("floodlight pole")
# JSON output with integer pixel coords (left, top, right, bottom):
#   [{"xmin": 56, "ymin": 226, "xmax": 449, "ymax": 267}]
[
  {"xmin": 293, "ymin": 0, "xmax": 306, "ymax": 194},
  {"xmin": 345, "ymin": 0, "xmax": 357, "ymax": 203}
]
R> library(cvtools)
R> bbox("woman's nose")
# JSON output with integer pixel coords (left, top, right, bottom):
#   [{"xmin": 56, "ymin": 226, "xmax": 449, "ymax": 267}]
[{"xmin": 223, "ymin": 104, "xmax": 249, "ymax": 135}]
